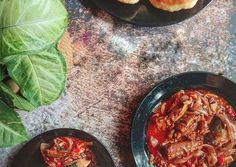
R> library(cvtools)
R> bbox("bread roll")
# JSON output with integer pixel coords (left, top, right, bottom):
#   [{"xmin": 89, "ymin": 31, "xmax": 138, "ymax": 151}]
[
  {"xmin": 117, "ymin": 0, "xmax": 139, "ymax": 4},
  {"xmin": 149, "ymin": 0, "xmax": 198, "ymax": 12}
]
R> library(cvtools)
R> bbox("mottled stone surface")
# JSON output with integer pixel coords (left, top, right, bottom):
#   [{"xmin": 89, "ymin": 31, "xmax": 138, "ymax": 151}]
[{"xmin": 1, "ymin": 0, "xmax": 236, "ymax": 167}]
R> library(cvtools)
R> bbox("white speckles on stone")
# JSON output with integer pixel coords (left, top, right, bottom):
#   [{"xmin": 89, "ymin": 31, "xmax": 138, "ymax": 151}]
[
  {"xmin": 1, "ymin": 1, "xmax": 236, "ymax": 167},
  {"xmin": 176, "ymin": 28, "xmax": 187, "ymax": 41},
  {"xmin": 94, "ymin": 12, "xmax": 114, "ymax": 37},
  {"xmin": 109, "ymin": 35, "xmax": 139, "ymax": 56}
]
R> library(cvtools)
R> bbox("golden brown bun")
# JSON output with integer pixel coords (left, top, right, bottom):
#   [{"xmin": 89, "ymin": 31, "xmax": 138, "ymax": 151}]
[
  {"xmin": 117, "ymin": 0, "xmax": 139, "ymax": 4},
  {"xmin": 149, "ymin": 0, "xmax": 198, "ymax": 12}
]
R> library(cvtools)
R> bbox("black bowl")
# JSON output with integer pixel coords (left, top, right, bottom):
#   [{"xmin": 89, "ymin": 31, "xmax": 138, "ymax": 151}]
[
  {"xmin": 91, "ymin": 0, "xmax": 213, "ymax": 27},
  {"xmin": 11, "ymin": 128, "xmax": 115, "ymax": 167},
  {"xmin": 131, "ymin": 71, "xmax": 236, "ymax": 167}
]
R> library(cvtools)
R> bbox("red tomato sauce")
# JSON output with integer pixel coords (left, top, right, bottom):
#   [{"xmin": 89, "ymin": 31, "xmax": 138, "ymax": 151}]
[
  {"xmin": 40, "ymin": 137, "xmax": 96, "ymax": 167},
  {"xmin": 146, "ymin": 89, "xmax": 236, "ymax": 167}
]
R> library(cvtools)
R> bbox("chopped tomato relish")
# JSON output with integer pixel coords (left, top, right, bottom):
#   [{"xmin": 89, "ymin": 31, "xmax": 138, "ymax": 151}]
[{"xmin": 40, "ymin": 137, "xmax": 96, "ymax": 167}]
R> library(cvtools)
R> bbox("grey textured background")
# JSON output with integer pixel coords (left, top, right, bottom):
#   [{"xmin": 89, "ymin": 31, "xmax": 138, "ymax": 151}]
[{"xmin": 1, "ymin": 0, "xmax": 236, "ymax": 167}]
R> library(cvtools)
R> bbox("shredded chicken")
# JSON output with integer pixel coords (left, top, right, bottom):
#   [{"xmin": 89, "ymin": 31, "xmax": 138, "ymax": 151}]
[{"xmin": 146, "ymin": 90, "xmax": 236, "ymax": 167}]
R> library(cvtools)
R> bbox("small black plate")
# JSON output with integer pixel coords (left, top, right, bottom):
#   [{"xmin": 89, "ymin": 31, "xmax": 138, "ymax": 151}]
[
  {"xmin": 92, "ymin": 0, "xmax": 213, "ymax": 26},
  {"xmin": 11, "ymin": 128, "xmax": 115, "ymax": 167},
  {"xmin": 131, "ymin": 71, "xmax": 236, "ymax": 167}
]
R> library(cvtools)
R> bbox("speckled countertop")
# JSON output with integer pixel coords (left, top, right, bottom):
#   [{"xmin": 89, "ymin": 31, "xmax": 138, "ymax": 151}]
[{"xmin": 1, "ymin": 0, "xmax": 236, "ymax": 167}]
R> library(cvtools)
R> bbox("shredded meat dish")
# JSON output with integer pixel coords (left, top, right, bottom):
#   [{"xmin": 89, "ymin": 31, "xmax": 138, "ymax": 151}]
[
  {"xmin": 146, "ymin": 90, "xmax": 236, "ymax": 167},
  {"xmin": 40, "ymin": 137, "xmax": 96, "ymax": 167}
]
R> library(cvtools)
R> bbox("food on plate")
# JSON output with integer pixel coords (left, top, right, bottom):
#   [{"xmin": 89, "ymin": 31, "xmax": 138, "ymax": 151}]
[
  {"xmin": 40, "ymin": 137, "xmax": 96, "ymax": 167},
  {"xmin": 116, "ymin": 0, "xmax": 199, "ymax": 11},
  {"xmin": 146, "ymin": 90, "xmax": 236, "ymax": 167},
  {"xmin": 149, "ymin": 0, "xmax": 199, "ymax": 12},
  {"xmin": 117, "ymin": 0, "xmax": 139, "ymax": 4}
]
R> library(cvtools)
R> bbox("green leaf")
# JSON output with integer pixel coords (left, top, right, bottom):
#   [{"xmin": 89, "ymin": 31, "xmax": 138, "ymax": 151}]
[
  {"xmin": 0, "ymin": 82, "xmax": 35, "ymax": 111},
  {"xmin": 0, "ymin": 100, "xmax": 28, "ymax": 148},
  {"xmin": 61, "ymin": 0, "xmax": 65, "ymax": 5},
  {"xmin": 6, "ymin": 47, "xmax": 67, "ymax": 107},
  {"xmin": 0, "ymin": 65, "xmax": 8, "ymax": 81},
  {"xmin": 0, "ymin": 0, "xmax": 68, "ymax": 59}
]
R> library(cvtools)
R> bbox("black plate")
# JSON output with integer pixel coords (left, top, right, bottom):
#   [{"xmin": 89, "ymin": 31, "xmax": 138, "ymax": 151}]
[
  {"xmin": 92, "ymin": 0, "xmax": 213, "ymax": 26},
  {"xmin": 131, "ymin": 72, "xmax": 236, "ymax": 167},
  {"xmin": 11, "ymin": 128, "xmax": 115, "ymax": 167}
]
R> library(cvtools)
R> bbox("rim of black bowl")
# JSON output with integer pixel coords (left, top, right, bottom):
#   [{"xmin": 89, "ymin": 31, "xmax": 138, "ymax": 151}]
[
  {"xmin": 131, "ymin": 71, "xmax": 236, "ymax": 167},
  {"xmin": 11, "ymin": 128, "xmax": 115, "ymax": 167},
  {"xmin": 91, "ymin": 0, "xmax": 213, "ymax": 27}
]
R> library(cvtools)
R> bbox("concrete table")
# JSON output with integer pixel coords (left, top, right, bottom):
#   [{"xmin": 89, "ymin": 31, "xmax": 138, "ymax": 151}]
[{"xmin": 1, "ymin": 0, "xmax": 236, "ymax": 166}]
